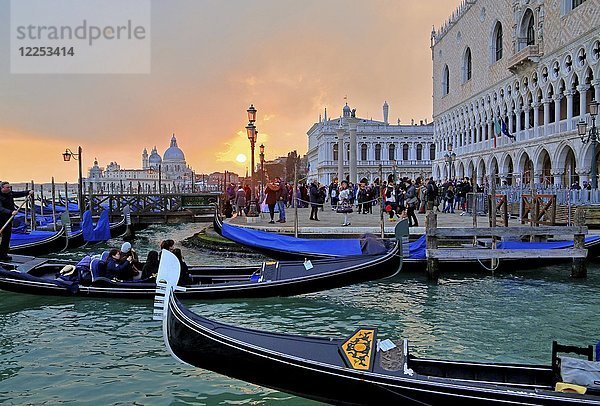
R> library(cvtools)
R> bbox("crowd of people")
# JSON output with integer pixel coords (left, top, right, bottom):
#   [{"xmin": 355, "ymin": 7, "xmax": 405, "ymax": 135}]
[{"xmin": 220, "ymin": 174, "xmax": 487, "ymax": 228}]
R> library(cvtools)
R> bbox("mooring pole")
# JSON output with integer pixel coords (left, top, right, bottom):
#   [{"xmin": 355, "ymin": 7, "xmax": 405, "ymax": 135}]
[
  {"xmin": 426, "ymin": 210, "xmax": 438, "ymax": 280},
  {"xmin": 571, "ymin": 207, "xmax": 587, "ymax": 278},
  {"xmin": 51, "ymin": 177, "xmax": 57, "ymax": 231}
]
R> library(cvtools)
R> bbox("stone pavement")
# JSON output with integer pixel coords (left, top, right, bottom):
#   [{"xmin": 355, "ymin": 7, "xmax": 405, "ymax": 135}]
[{"xmin": 226, "ymin": 204, "xmax": 532, "ymax": 237}]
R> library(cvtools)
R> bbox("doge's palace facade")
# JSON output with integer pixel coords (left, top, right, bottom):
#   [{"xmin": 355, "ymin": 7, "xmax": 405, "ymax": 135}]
[{"xmin": 432, "ymin": 0, "xmax": 600, "ymax": 187}]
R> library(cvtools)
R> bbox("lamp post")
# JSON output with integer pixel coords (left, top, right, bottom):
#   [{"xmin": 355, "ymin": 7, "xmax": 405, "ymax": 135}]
[
  {"xmin": 246, "ymin": 104, "xmax": 259, "ymax": 217},
  {"xmin": 259, "ymin": 144, "xmax": 265, "ymax": 201},
  {"xmin": 578, "ymin": 99, "xmax": 599, "ymax": 189},
  {"xmin": 62, "ymin": 146, "xmax": 84, "ymax": 220},
  {"xmin": 444, "ymin": 144, "xmax": 456, "ymax": 180}
]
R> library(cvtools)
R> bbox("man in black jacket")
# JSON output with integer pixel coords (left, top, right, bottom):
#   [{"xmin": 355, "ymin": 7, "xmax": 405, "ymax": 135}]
[{"xmin": 0, "ymin": 181, "xmax": 33, "ymax": 260}]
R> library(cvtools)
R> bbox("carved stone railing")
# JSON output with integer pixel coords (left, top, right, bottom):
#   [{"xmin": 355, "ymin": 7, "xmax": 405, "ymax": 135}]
[{"xmin": 508, "ymin": 45, "xmax": 541, "ymax": 73}]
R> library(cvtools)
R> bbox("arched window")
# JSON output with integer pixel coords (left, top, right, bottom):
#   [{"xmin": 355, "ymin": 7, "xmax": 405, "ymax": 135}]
[
  {"xmin": 526, "ymin": 16, "xmax": 535, "ymax": 45},
  {"xmin": 388, "ymin": 144, "xmax": 395, "ymax": 161},
  {"xmin": 493, "ymin": 22, "xmax": 503, "ymax": 61},
  {"xmin": 429, "ymin": 144, "xmax": 436, "ymax": 161},
  {"xmin": 346, "ymin": 144, "xmax": 350, "ymax": 161},
  {"xmin": 463, "ymin": 48, "xmax": 472, "ymax": 82},
  {"xmin": 333, "ymin": 144, "xmax": 338, "ymax": 161},
  {"xmin": 442, "ymin": 65, "xmax": 450, "ymax": 96},
  {"xmin": 375, "ymin": 144, "xmax": 382, "ymax": 161},
  {"xmin": 416, "ymin": 144, "xmax": 423, "ymax": 161},
  {"xmin": 402, "ymin": 144, "xmax": 409, "ymax": 160},
  {"xmin": 361, "ymin": 144, "xmax": 367, "ymax": 161}
]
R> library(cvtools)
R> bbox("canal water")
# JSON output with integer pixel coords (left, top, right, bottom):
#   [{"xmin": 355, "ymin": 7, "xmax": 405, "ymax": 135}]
[{"xmin": 0, "ymin": 223, "xmax": 598, "ymax": 404}]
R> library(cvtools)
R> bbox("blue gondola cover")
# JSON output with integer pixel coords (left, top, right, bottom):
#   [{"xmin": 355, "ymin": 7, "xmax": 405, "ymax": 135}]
[{"xmin": 82, "ymin": 210, "xmax": 111, "ymax": 242}]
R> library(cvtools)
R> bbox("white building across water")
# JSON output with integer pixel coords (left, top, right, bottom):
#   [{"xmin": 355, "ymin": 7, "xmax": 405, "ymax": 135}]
[
  {"xmin": 306, "ymin": 103, "xmax": 434, "ymax": 185},
  {"xmin": 431, "ymin": 0, "xmax": 600, "ymax": 187},
  {"xmin": 86, "ymin": 134, "xmax": 195, "ymax": 193}
]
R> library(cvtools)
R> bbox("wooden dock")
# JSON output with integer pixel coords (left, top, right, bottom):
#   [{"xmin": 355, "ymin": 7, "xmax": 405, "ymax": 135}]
[{"xmin": 425, "ymin": 209, "xmax": 588, "ymax": 279}]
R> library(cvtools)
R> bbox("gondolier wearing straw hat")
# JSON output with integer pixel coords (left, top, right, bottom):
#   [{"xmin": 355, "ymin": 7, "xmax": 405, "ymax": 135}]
[{"xmin": 0, "ymin": 181, "xmax": 33, "ymax": 261}]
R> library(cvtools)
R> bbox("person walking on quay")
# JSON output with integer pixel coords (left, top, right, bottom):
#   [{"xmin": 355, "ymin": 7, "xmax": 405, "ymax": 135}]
[
  {"xmin": 337, "ymin": 180, "xmax": 352, "ymax": 226},
  {"xmin": 426, "ymin": 177, "xmax": 439, "ymax": 212},
  {"xmin": 264, "ymin": 180, "xmax": 279, "ymax": 224},
  {"xmin": 405, "ymin": 180, "xmax": 419, "ymax": 227},
  {"xmin": 308, "ymin": 179, "xmax": 320, "ymax": 221},
  {"xmin": 0, "ymin": 181, "xmax": 33, "ymax": 260},
  {"xmin": 235, "ymin": 185, "xmax": 246, "ymax": 217},
  {"xmin": 328, "ymin": 178, "xmax": 339, "ymax": 210},
  {"xmin": 276, "ymin": 178, "xmax": 287, "ymax": 223}
]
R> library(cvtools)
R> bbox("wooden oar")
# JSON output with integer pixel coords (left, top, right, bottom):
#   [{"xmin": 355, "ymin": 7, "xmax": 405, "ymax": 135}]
[{"xmin": 0, "ymin": 198, "xmax": 29, "ymax": 235}]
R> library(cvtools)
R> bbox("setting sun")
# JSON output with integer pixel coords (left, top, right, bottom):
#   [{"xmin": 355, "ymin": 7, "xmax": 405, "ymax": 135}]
[{"xmin": 236, "ymin": 153, "xmax": 247, "ymax": 163}]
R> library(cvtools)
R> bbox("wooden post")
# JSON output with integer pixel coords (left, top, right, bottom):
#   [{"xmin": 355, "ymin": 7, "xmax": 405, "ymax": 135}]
[
  {"xmin": 51, "ymin": 177, "xmax": 57, "ymax": 231},
  {"xmin": 30, "ymin": 180, "xmax": 36, "ymax": 230},
  {"xmin": 426, "ymin": 210, "xmax": 439, "ymax": 280},
  {"xmin": 88, "ymin": 184, "xmax": 94, "ymax": 216},
  {"xmin": 379, "ymin": 164, "xmax": 384, "ymax": 238},
  {"xmin": 571, "ymin": 207, "xmax": 587, "ymax": 278}
]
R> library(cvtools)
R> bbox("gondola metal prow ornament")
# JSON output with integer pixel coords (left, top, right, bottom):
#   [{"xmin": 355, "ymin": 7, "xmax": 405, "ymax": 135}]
[{"xmin": 154, "ymin": 249, "xmax": 190, "ymax": 366}]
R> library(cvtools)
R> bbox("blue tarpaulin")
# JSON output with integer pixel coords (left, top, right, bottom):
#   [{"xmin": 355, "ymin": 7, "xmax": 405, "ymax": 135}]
[
  {"xmin": 10, "ymin": 229, "xmax": 61, "ymax": 247},
  {"xmin": 221, "ymin": 222, "xmax": 363, "ymax": 256},
  {"xmin": 82, "ymin": 210, "xmax": 111, "ymax": 242}
]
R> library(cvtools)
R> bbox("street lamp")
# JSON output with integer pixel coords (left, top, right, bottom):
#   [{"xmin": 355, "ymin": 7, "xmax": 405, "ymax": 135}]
[
  {"xmin": 444, "ymin": 144, "xmax": 456, "ymax": 180},
  {"xmin": 578, "ymin": 99, "xmax": 599, "ymax": 189},
  {"xmin": 259, "ymin": 144, "xmax": 265, "ymax": 200},
  {"xmin": 62, "ymin": 146, "xmax": 84, "ymax": 220},
  {"xmin": 246, "ymin": 104, "xmax": 259, "ymax": 217}
]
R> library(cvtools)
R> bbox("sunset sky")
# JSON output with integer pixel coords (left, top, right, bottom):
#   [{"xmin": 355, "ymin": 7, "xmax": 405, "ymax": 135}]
[{"xmin": 0, "ymin": 0, "xmax": 461, "ymax": 183}]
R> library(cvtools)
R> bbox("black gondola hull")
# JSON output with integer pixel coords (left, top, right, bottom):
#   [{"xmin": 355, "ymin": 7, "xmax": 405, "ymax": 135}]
[
  {"xmin": 0, "ymin": 244, "xmax": 400, "ymax": 299},
  {"xmin": 164, "ymin": 294, "xmax": 599, "ymax": 405}
]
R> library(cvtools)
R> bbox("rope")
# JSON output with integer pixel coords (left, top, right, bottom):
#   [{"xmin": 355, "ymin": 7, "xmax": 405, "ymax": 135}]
[
  {"xmin": 477, "ymin": 258, "xmax": 500, "ymax": 272},
  {"xmin": 293, "ymin": 196, "xmax": 382, "ymax": 206}
]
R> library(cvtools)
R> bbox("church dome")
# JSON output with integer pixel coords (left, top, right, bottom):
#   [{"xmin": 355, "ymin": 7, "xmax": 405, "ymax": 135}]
[
  {"xmin": 343, "ymin": 103, "xmax": 351, "ymax": 118},
  {"xmin": 149, "ymin": 146, "xmax": 162, "ymax": 164},
  {"xmin": 163, "ymin": 134, "xmax": 185, "ymax": 161}
]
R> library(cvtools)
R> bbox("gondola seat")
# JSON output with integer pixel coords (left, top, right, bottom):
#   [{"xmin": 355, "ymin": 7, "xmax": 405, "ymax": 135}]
[{"xmin": 90, "ymin": 258, "xmax": 107, "ymax": 282}]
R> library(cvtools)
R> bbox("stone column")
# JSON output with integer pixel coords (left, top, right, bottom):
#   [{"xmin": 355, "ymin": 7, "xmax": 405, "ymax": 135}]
[
  {"xmin": 515, "ymin": 108, "xmax": 522, "ymax": 139},
  {"xmin": 532, "ymin": 102, "xmax": 540, "ymax": 137},
  {"xmin": 593, "ymin": 80, "xmax": 600, "ymax": 105},
  {"xmin": 566, "ymin": 91, "xmax": 574, "ymax": 130},
  {"xmin": 336, "ymin": 125, "xmax": 345, "ymax": 182},
  {"xmin": 552, "ymin": 171, "xmax": 563, "ymax": 187},
  {"xmin": 508, "ymin": 114, "xmax": 514, "ymax": 141},
  {"xmin": 578, "ymin": 85, "xmax": 589, "ymax": 117},
  {"xmin": 543, "ymin": 98, "xmax": 551, "ymax": 131},
  {"xmin": 524, "ymin": 106, "xmax": 531, "ymax": 138},
  {"xmin": 348, "ymin": 117, "xmax": 359, "ymax": 184},
  {"xmin": 554, "ymin": 94, "xmax": 562, "ymax": 133}
]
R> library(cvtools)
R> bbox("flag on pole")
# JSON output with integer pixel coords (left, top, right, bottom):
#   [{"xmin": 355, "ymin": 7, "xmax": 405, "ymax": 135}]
[
  {"xmin": 501, "ymin": 118, "xmax": 516, "ymax": 140},
  {"xmin": 493, "ymin": 119, "xmax": 502, "ymax": 148}
]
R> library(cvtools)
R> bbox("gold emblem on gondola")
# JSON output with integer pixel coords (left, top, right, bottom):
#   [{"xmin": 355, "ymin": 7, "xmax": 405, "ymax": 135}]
[{"xmin": 339, "ymin": 328, "xmax": 376, "ymax": 371}]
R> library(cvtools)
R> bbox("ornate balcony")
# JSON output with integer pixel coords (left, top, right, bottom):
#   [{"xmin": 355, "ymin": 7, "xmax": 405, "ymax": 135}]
[{"xmin": 508, "ymin": 45, "xmax": 541, "ymax": 73}]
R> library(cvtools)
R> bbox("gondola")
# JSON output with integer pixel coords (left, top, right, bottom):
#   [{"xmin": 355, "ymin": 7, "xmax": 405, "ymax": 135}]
[
  {"xmin": 154, "ymin": 256, "xmax": 600, "ymax": 404},
  {"xmin": 9, "ymin": 227, "xmax": 66, "ymax": 256},
  {"xmin": 215, "ymin": 211, "xmax": 600, "ymax": 271},
  {"xmin": 0, "ymin": 221, "xmax": 404, "ymax": 298},
  {"xmin": 214, "ymin": 210, "xmax": 399, "ymax": 260}
]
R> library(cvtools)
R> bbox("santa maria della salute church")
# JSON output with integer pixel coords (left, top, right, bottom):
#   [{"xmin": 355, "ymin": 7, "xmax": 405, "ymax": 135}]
[{"xmin": 86, "ymin": 134, "xmax": 195, "ymax": 193}]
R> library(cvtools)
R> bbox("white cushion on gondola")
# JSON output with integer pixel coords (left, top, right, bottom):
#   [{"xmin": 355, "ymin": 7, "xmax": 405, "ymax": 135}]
[{"xmin": 561, "ymin": 356, "xmax": 600, "ymax": 389}]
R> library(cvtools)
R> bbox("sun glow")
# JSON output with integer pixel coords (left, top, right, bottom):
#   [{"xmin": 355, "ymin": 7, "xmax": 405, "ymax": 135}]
[{"xmin": 236, "ymin": 153, "xmax": 247, "ymax": 163}]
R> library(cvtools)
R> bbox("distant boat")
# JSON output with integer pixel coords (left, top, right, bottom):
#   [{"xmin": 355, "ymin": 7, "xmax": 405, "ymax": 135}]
[{"xmin": 154, "ymin": 253, "xmax": 600, "ymax": 405}]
